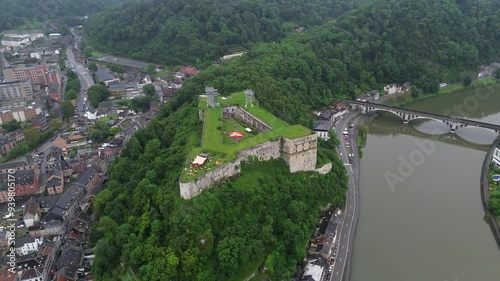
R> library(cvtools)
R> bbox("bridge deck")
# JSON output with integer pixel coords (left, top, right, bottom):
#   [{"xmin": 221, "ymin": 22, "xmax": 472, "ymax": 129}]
[{"xmin": 347, "ymin": 100, "xmax": 500, "ymax": 132}]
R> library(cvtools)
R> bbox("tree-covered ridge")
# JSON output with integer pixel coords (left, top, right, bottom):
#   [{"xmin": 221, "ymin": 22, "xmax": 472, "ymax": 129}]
[
  {"xmin": 0, "ymin": 0, "xmax": 126, "ymax": 31},
  {"xmin": 91, "ymin": 99, "xmax": 347, "ymax": 280},
  {"xmin": 84, "ymin": 0, "xmax": 365, "ymax": 66},
  {"xmin": 154, "ymin": 0, "xmax": 500, "ymax": 128}
]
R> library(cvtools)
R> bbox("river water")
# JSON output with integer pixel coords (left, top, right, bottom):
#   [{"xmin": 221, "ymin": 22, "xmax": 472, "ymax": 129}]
[{"xmin": 351, "ymin": 84, "xmax": 500, "ymax": 281}]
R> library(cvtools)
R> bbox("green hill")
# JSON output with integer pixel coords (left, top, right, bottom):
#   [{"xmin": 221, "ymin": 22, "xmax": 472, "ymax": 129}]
[
  {"xmin": 156, "ymin": 0, "xmax": 500, "ymax": 127},
  {"xmin": 83, "ymin": 0, "xmax": 365, "ymax": 66},
  {"xmin": 91, "ymin": 101, "xmax": 347, "ymax": 280},
  {"xmin": 91, "ymin": 0, "xmax": 500, "ymax": 280}
]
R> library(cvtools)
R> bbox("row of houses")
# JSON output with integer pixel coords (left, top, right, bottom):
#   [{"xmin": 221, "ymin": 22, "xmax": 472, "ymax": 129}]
[
  {"xmin": 0, "ymin": 164, "xmax": 101, "ymax": 280},
  {"xmin": 0, "ymin": 161, "xmax": 40, "ymax": 202},
  {"xmin": 0, "ymin": 129, "xmax": 25, "ymax": 157},
  {"xmin": 313, "ymin": 103, "xmax": 348, "ymax": 140},
  {"xmin": 292, "ymin": 208, "xmax": 341, "ymax": 281}
]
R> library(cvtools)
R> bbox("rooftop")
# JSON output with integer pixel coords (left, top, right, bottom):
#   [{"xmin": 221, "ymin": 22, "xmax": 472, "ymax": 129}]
[
  {"xmin": 314, "ymin": 120, "xmax": 331, "ymax": 132},
  {"xmin": 38, "ymin": 194, "xmax": 62, "ymax": 210},
  {"xmin": 96, "ymin": 56, "xmax": 148, "ymax": 69},
  {"xmin": 95, "ymin": 68, "xmax": 115, "ymax": 82}
]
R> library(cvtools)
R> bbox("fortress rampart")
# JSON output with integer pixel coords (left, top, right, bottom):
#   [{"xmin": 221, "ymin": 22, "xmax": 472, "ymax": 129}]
[{"xmin": 180, "ymin": 104, "xmax": 318, "ymax": 199}]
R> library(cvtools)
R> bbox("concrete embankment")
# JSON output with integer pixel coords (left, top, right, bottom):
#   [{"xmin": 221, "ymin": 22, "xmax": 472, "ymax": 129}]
[{"xmin": 480, "ymin": 137, "xmax": 500, "ymax": 250}]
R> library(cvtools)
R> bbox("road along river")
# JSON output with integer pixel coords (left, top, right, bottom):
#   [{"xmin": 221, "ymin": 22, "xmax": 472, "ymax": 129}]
[{"xmin": 350, "ymin": 84, "xmax": 500, "ymax": 281}]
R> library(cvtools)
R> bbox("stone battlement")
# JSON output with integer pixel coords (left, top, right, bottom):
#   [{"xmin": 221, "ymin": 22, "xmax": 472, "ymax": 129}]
[
  {"xmin": 180, "ymin": 133, "xmax": 317, "ymax": 199},
  {"xmin": 180, "ymin": 101, "xmax": 318, "ymax": 200}
]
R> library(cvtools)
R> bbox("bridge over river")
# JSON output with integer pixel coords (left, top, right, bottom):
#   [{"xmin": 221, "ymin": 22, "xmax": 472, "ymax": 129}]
[{"xmin": 347, "ymin": 100, "xmax": 500, "ymax": 134}]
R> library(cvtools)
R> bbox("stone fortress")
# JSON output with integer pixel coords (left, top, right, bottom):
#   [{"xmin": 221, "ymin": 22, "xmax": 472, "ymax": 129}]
[{"xmin": 179, "ymin": 88, "xmax": 320, "ymax": 199}]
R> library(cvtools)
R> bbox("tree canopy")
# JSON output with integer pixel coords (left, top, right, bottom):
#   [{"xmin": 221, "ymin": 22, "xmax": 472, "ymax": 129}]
[
  {"xmin": 88, "ymin": 84, "xmax": 111, "ymax": 108},
  {"xmin": 91, "ymin": 100, "xmax": 348, "ymax": 280},
  {"xmin": 84, "ymin": 0, "xmax": 366, "ymax": 66},
  {"xmin": 0, "ymin": 0, "xmax": 126, "ymax": 31}
]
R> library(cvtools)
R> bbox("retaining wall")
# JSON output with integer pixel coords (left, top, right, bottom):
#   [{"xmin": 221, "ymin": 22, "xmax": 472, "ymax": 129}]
[
  {"xmin": 481, "ymin": 137, "xmax": 500, "ymax": 250},
  {"xmin": 180, "ymin": 140, "xmax": 281, "ymax": 199}
]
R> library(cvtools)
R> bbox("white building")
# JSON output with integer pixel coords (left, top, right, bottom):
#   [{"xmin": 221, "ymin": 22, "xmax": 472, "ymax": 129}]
[
  {"xmin": 15, "ymin": 236, "xmax": 43, "ymax": 256},
  {"xmin": 303, "ymin": 261, "xmax": 324, "ymax": 281},
  {"xmin": 493, "ymin": 148, "xmax": 500, "ymax": 167},
  {"xmin": 384, "ymin": 84, "xmax": 402, "ymax": 95},
  {"xmin": 1, "ymin": 30, "xmax": 44, "ymax": 47},
  {"xmin": 84, "ymin": 110, "xmax": 107, "ymax": 120}
]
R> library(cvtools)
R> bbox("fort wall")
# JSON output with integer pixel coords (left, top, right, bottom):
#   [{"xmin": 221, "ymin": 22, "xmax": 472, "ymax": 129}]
[{"xmin": 180, "ymin": 106, "xmax": 319, "ymax": 199}]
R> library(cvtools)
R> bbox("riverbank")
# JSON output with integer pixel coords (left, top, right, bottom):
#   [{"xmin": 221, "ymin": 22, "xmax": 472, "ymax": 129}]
[
  {"xmin": 481, "ymin": 137, "xmax": 500, "ymax": 250},
  {"xmin": 381, "ymin": 77, "xmax": 500, "ymax": 107}
]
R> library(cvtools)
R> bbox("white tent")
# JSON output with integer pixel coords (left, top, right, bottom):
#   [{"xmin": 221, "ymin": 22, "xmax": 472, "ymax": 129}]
[{"xmin": 192, "ymin": 155, "xmax": 207, "ymax": 165}]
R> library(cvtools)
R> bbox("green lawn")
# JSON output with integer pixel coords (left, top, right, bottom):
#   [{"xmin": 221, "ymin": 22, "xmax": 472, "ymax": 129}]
[
  {"xmin": 92, "ymin": 51, "xmax": 105, "ymax": 58},
  {"xmin": 438, "ymin": 77, "xmax": 499, "ymax": 95},
  {"xmin": 181, "ymin": 92, "xmax": 312, "ymax": 182}
]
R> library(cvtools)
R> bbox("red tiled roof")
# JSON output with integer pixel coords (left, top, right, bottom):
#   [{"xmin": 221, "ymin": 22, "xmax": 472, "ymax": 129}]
[{"xmin": 180, "ymin": 66, "xmax": 200, "ymax": 76}]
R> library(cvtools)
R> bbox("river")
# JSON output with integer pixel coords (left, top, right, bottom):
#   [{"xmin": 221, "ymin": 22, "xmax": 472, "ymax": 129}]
[{"xmin": 350, "ymin": 84, "xmax": 500, "ymax": 281}]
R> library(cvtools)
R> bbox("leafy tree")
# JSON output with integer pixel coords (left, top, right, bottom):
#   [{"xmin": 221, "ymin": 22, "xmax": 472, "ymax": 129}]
[
  {"xmin": 23, "ymin": 128, "xmax": 40, "ymax": 146},
  {"xmin": 2, "ymin": 120, "xmax": 21, "ymax": 132},
  {"xmin": 88, "ymin": 84, "xmax": 111, "ymax": 108},
  {"xmin": 130, "ymin": 96, "xmax": 151, "ymax": 113},
  {"xmin": 110, "ymin": 64, "xmax": 125, "ymax": 74},
  {"xmin": 88, "ymin": 62, "xmax": 98, "ymax": 72},
  {"xmin": 61, "ymin": 101, "xmax": 74, "ymax": 120},
  {"xmin": 143, "ymin": 84, "xmax": 156, "ymax": 97},
  {"xmin": 66, "ymin": 89, "xmax": 78, "ymax": 100},
  {"xmin": 84, "ymin": 46, "xmax": 94, "ymax": 58},
  {"xmin": 463, "ymin": 75, "xmax": 472, "ymax": 86},
  {"xmin": 109, "ymin": 127, "xmax": 121, "ymax": 137},
  {"xmin": 49, "ymin": 119, "xmax": 63, "ymax": 130},
  {"xmin": 88, "ymin": 121, "xmax": 112, "ymax": 142},
  {"xmin": 496, "ymin": 69, "xmax": 500, "ymax": 80}
]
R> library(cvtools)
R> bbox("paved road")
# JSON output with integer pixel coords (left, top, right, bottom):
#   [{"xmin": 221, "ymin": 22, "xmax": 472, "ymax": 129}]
[
  {"xmin": 66, "ymin": 38, "xmax": 94, "ymax": 117},
  {"xmin": 330, "ymin": 110, "xmax": 362, "ymax": 281}
]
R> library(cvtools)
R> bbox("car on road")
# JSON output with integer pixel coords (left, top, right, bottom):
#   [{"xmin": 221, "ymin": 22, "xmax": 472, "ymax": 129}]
[{"xmin": 350, "ymin": 124, "xmax": 355, "ymax": 128}]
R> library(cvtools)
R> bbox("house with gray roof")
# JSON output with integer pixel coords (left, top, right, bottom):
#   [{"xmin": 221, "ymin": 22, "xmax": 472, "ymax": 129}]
[{"xmin": 95, "ymin": 68, "xmax": 116, "ymax": 85}]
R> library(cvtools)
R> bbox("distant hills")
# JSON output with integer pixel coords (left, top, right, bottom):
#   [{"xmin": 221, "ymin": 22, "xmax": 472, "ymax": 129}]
[
  {"xmin": 0, "ymin": 0, "xmax": 126, "ymax": 32},
  {"xmin": 84, "ymin": 0, "xmax": 366, "ymax": 66}
]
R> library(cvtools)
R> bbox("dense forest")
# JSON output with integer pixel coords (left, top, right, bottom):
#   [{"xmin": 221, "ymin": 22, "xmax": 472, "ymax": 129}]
[
  {"xmin": 90, "ymin": 0, "xmax": 500, "ymax": 280},
  {"xmin": 91, "ymin": 99, "xmax": 348, "ymax": 280},
  {"xmin": 84, "ymin": 0, "xmax": 366, "ymax": 65},
  {"xmin": 0, "ymin": 0, "xmax": 126, "ymax": 31}
]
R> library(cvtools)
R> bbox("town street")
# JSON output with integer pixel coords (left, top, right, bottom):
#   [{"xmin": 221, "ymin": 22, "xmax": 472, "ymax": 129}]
[
  {"xmin": 66, "ymin": 44, "xmax": 94, "ymax": 116},
  {"xmin": 330, "ymin": 110, "xmax": 361, "ymax": 281}
]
